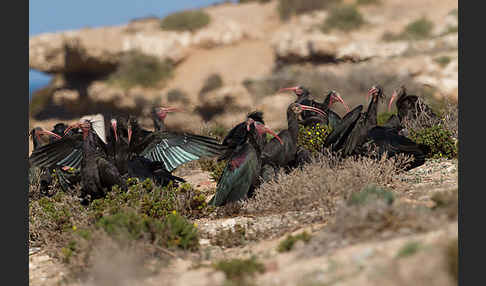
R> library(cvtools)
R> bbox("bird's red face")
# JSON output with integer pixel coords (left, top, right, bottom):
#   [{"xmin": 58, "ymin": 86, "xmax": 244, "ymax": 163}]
[
  {"xmin": 33, "ymin": 127, "xmax": 62, "ymax": 142},
  {"xmin": 155, "ymin": 106, "xmax": 182, "ymax": 121},
  {"xmin": 65, "ymin": 121, "xmax": 91, "ymax": 140},
  {"xmin": 278, "ymin": 86, "xmax": 304, "ymax": 96},
  {"xmin": 329, "ymin": 91, "xmax": 350, "ymax": 112},
  {"xmin": 110, "ymin": 119, "xmax": 118, "ymax": 142},
  {"xmin": 246, "ymin": 119, "xmax": 284, "ymax": 145}
]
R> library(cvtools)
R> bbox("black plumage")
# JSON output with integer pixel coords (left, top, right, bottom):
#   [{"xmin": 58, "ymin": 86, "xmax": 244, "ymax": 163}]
[
  {"xmin": 261, "ymin": 103, "xmax": 326, "ymax": 181},
  {"xmin": 208, "ymin": 119, "xmax": 281, "ymax": 206}
]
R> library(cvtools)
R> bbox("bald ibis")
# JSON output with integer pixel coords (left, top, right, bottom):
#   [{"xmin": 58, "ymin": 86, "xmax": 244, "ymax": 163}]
[
  {"xmin": 30, "ymin": 115, "xmax": 127, "ymax": 201},
  {"xmin": 387, "ymin": 85, "xmax": 438, "ymax": 135},
  {"xmin": 218, "ymin": 111, "xmax": 266, "ymax": 162},
  {"xmin": 324, "ymin": 86, "xmax": 427, "ymax": 169},
  {"xmin": 261, "ymin": 103, "xmax": 326, "ymax": 181},
  {"xmin": 278, "ymin": 86, "xmax": 349, "ymax": 128},
  {"xmin": 208, "ymin": 119, "xmax": 283, "ymax": 206}
]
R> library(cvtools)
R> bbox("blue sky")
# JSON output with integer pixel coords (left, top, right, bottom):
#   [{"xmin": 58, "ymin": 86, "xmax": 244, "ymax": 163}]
[{"xmin": 29, "ymin": 0, "xmax": 230, "ymax": 84}]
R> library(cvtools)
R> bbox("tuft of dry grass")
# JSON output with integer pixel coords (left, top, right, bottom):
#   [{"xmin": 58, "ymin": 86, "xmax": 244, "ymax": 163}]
[{"xmin": 242, "ymin": 152, "xmax": 405, "ymax": 216}]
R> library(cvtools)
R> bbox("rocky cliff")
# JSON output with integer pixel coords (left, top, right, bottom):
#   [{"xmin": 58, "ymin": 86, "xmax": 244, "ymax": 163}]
[{"xmin": 29, "ymin": 0, "xmax": 458, "ymax": 133}]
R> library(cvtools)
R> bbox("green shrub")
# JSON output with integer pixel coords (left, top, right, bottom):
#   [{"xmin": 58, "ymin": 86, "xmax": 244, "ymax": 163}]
[
  {"xmin": 321, "ymin": 5, "xmax": 365, "ymax": 32},
  {"xmin": 277, "ymin": 231, "xmax": 312, "ymax": 252},
  {"xmin": 297, "ymin": 123, "xmax": 332, "ymax": 155},
  {"xmin": 108, "ymin": 51, "xmax": 174, "ymax": 89},
  {"xmin": 213, "ymin": 256, "xmax": 265, "ymax": 282},
  {"xmin": 356, "ymin": 0, "xmax": 380, "ymax": 5},
  {"xmin": 199, "ymin": 158, "xmax": 226, "ymax": 182},
  {"xmin": 278, "ymin": 0, "xmax": 341, "ymax": 21},
  {"xmin": 167, "ymin": 88, "xmax": 190, "ymax": 104},
  {"xmin": 348, "ymin": 185, "xmax": 395, "ymax": 206},
  {"xmin": 409, "ymin": 125, "xmax": 457, "ymax": 159},
  {"xmin": 434, "ymin": 56, "xmax": 452, "ymax": 68},
  {"xmin": 377, "ymin": 111, "xmax": 397, "ymax": 126},
  {"xmin": 160, "ymin": 10, "xmax": 211, "ymax": 32},
  {"xmin": 199, "ymin": 74, "xmax": 223, "ymax": 97},
  {"xmin": 383, "ymin": 17, "xmax": 434, "ymax": 41},
  {"xmin": 396, "ymin": 241, "xmax": 421, "ymax": 258},
  {"xmin": 211, "ymin": 224, "xmax": 247, "ymax": 248}
]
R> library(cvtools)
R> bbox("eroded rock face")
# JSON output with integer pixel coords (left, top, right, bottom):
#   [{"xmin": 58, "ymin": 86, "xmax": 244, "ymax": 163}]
[{"xmin": 29, "ymin": 12, "xmax": 254, "ymax": 75}]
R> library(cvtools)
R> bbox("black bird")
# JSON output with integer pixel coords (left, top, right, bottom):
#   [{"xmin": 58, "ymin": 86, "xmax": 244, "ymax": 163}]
[
  {"xmin": 29, "ymin": 127, "xmax": 63, "ymax": 194},
  {"xmin": 208, "ymin": 119, "xmax": 283, "ymax": 206},
  {"xmin": 361, "ymin": 126, "xmax": 428, "ymax": 171},
  {"xmin": 324, "ymin": 85, "xmax": 384, "ymax": 156},
  {"xmin": 387, "ymin": 85, "xmax": 438, "ymax": 134},
  {"xmin": 109, "ymin": 116, "xmax": 186, "ymax": 186},
  {"xmin": 127, "ymin": 116, "xmax": 228, "ymax": 179},
  {"xmin": 218, "ymin": 111, "xmax": 267, "ymax": 162},
  {"xmin": 278, "ymin": 86, "xmax": 350, "ymax": 127},
  {"xmin": 30, "ymin": 115, "xmax": 126, "ymax": 201},
  {"xmin": 30, "ymin": 127, "xmax": 62, "ymax": 151},
  {"xmin": 261, "ymin": 103, "xmax": 326, "ymax": 181},
  {"xmin": 324, "ymin": 86, "xmax": 427, "ymax": 170}
]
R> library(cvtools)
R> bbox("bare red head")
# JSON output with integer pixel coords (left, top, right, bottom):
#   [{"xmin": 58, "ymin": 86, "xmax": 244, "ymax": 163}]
[
  {"xmin": 246, "ymin": 118, "xmax": 283, "ymax": 145},
  {"xmin": 329, "ymin": 91, "xmax": 350, "ymax": 112},
  {"xmin": 278, "ymin": 85, "xmax": 309, "ymax": 97},
  {"xmin": 154, "ymin": 106, "xmax": 183, "ymax": 121},
  {"xmin": 32, "ymin": 127, "xmax": 62, "ymax": 142},
  {"xmin": 292, "ymin": 103, "xmax": 327, "ymax": 118}
]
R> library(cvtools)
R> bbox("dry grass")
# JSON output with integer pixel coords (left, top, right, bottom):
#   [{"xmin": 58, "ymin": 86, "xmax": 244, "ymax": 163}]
[{"xmin": 242, "ymin": 152, "xmax": 408, "ymax": 216}]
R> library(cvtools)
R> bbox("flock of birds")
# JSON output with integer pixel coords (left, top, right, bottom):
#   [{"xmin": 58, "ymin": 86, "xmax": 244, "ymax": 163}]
[{"xmin": 29, "ymin": 84, "xmax": 436, "ymax": 207}]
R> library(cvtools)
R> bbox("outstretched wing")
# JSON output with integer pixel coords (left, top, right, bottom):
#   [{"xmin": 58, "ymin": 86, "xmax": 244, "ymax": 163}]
[
  {"xmin": 29, "ymin": 134, "xmax": 84, "ymax": 169},
  {"xmin": 137, "ymin": 131, "xmax": 227, "ymax": 172},
  {"xmin": 324, "ymin": 105, "xmax": 363, "ymax": 152},
  {"xmin": 209, "ymin": 143, "xmax": 259, "ymax": 206}
]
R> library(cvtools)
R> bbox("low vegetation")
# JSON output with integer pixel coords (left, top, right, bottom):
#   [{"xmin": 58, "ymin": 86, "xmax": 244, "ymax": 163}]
[
  {"xmin": 29, "ymin": 178, "xmax": 208, "ymax": 276},
  {"xmin": 409, "ymin": 125, "xmax": 457, "ymax": 159},
  {"xmin": 278, "ymin": 0, "xmax": 342, "ymax": 21},
  {"xmin": 321, "ymin": 4, "xmax": 365, "ymax": 32},
  {"xmin": 377, "ymin": 111, "xmax": 397, "ymax": 126},
  {"xmin": 297, "ymin": 123, "xmax": 332, "ymax": 155},
  {"xmin": 199, "ymin": 74, "xmax": 224, "ymax": 97},
  {"xmin": 434, "ymin": 56, "xmax": 452, "ymax": 68},
  {"xmin": 199, "ymin": 158, "xmax": 226, "ymax": 182},
  {"xmin": 277, "ymin": 231, "xmax": 312, "ymax": 252},
  {"xmin": 243, "ymin": 153, "xmax": 404, "ymax": 216},
  {"xmin": 356, "ymin": 0, "xmax": 380, "ymax": 5},
  {"xmin": 167, "ymin": 88, "xmax": 190, "ymax": 104},
  {"xmin": 396, "ymin": 241, "xmax": 421, "ymax": 258},
  {"xmin": 213, "ymin": 256, "xmax": 265, "ymax": 285},
  {"xmin": 382, "ymin": 17, "xmax": 434, "ymax": 41},
  {"xmin": 160, "ymin": 10, "xmax": 211, "ymax": 32},
  {"xmin": 108, "ymin": 51, "xmax": 174, "ymax": 89},
  {"xmin": 348, "ymin": 185, "xmax": 395, "ymax": 206}
]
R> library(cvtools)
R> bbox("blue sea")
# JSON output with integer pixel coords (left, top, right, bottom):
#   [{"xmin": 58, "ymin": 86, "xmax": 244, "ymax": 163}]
[{"xmin": 29, "ymin": 71, "xmax": 51, "ymax": 101}]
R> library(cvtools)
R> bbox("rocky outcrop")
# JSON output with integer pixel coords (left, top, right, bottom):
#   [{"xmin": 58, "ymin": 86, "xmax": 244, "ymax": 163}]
[{"xmin": 29, "ymin": 10, "xmax": 255, "ymax": 75}]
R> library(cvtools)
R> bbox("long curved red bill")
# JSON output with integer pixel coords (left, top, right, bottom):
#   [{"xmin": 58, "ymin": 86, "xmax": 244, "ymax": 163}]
[
  {"xmin": 388, "ymin": 91, "xmax": 397, "ymax": 112},
  {"xmin": 263, "ymin": 125, "xmax": 283, "ymax": 145},
  {"xmin": 299, "ymin": 104, "xmax": 327, "ymax": 118},
  {"xmin": 63, "ymin": 123, "xmax": 80, "ymax": 136},
  {"xmin": 333, "ymin": 93, "xmax": 350, "ymax": 112},
  {"xmin": 38, "ymin": 129, "xmax": 62, "ymax": 140},
  {"xmin": 278, "ymin": 86, "xmax": 299, "ymax": 93}
]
